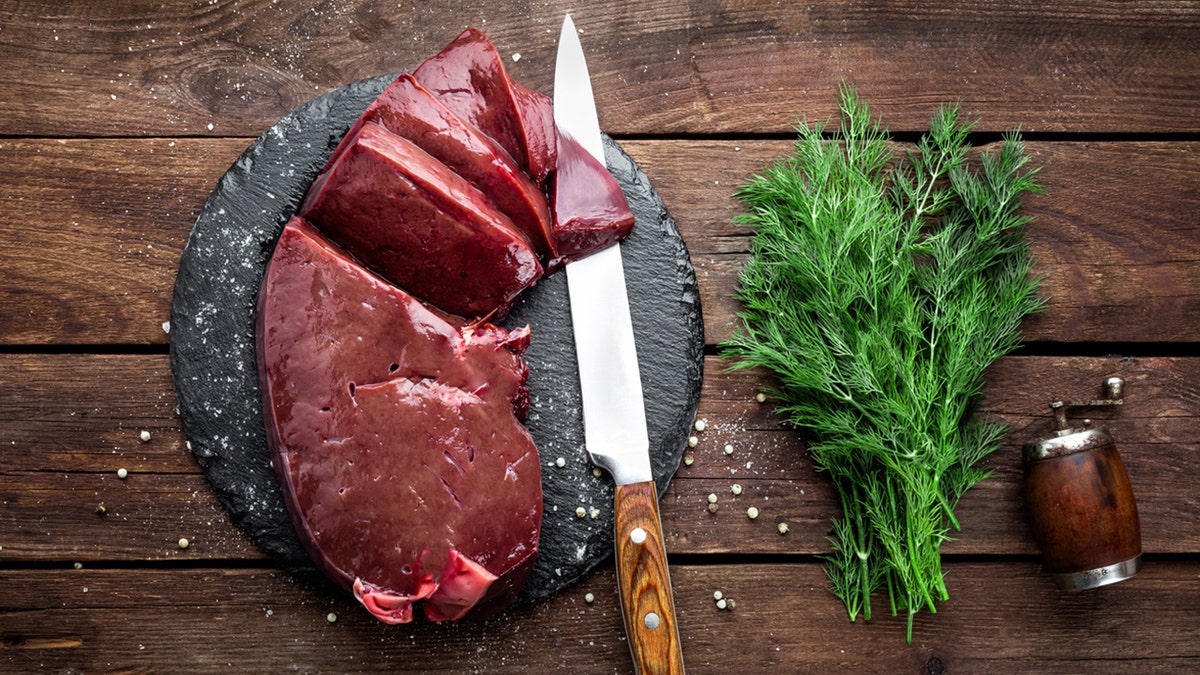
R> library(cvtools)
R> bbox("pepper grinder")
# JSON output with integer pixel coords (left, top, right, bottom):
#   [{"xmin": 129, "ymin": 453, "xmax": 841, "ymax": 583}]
[{"xmin": 1022, "ymin": 377, "xmax": 1142, "ymax": 590}]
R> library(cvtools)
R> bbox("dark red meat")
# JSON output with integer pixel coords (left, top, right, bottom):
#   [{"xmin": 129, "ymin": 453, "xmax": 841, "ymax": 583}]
[
  {"xmin": 257, "ymin": 217, "xmax": 542, "ymax": 624},
  {"xmin": 509, "ymin": 80, "xmax": 557, "ymax": 188},
  {"xmin": 550, "ymin": 130, "xmax": 636, "ymax": 267},
  {"xmin": 300, "ymin": 121, "xmax": 542, "ymax": 320},
  {"xmin": 325, "ymin": 74, "xmax": 556, "ymax": 261},
  {"xmin": 414, "ymin": 28, "xmax": 557, "ymax": 186}
]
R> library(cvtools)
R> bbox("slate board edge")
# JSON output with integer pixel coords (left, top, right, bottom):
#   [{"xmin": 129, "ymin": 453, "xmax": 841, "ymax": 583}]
[{"xmin": 168, "ymin": 72, "xmax": 704, "ymax": 608}]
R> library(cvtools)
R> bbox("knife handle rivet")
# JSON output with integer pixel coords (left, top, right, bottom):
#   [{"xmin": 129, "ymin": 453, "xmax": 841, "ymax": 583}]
[
  {"xmin": 644, "ymin": 612, "xmax": 661, "ymax": 629},
  {"xmin": 630, "ymin": 527, "xmax": 647, "ymax": 545}
]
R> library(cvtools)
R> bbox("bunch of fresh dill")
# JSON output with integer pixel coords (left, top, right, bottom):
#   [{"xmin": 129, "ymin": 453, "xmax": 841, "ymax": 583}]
[{"xmin": 721, "ymin": 85, "xmax": 1044, "ymax": 642}]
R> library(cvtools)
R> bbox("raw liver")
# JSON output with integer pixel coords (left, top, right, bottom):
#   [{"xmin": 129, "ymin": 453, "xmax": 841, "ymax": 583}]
[
  {"xmin": 169, "ymin": 67, "xmax": 702, "ymax": 607},
  {"xmin": 414, "ymin": 28, "xmax": 557, "ymax": 186},
  {"xmin": 325, "ymin": 74, "xmax": 556, "ymax": 261},
  {"xmin": 550, "ymin": 130, "xmax": 636, "ymax": 266},
  {"xmin": 300, "ymin": 121, "xmax": 542, "ymax": 320},
  {"xmin": 257, "ymin": 217, "xmax": 542, "ymax": 623}
]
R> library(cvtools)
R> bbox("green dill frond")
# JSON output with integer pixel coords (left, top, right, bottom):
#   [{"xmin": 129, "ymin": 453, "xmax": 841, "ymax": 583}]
[{"xmin": 721, "ymin": 87, "xmax": 1044, "ymax": 643}]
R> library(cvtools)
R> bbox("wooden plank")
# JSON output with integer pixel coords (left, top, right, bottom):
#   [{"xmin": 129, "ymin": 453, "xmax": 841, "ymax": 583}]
[
  {"xmin": 0, "ymin": 137, "xmax": 247, "ymax": 345},
  {"xmin": 1, "ymin": 562, "xmax": 1197, "ymax": 673},
  {"xmin": 632, "ymin": 139, "xmax": 1200, "ymax": 345},
  {"xmin": 2, "ymin": 354, "xmax": 1196, "ymax": 561},
  {"xmin": 1, "ymin": 139, "xmax": 1197, "ymax": 346},
  {"xmin": 0, "ymin": 470, "xmax": 262, "ymax": 562},
  {"xmin": 1, "ymin": 1, "xmax": 1197, "ymax": 137}
]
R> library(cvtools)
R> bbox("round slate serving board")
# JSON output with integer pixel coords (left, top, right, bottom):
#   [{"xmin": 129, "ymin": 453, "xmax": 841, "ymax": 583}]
[{"xmin": 169, "ymin": 73, "xmax": 704, "ymax": 606}]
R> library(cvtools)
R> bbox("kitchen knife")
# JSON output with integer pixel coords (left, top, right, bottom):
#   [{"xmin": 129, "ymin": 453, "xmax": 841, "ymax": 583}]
[{"xmin": 554, "ymin": 14, "xmax": 685, "ymax": 675}]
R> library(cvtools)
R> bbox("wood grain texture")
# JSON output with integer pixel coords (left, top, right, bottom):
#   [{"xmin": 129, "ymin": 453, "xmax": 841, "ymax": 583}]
[
  {"xmin": 2, "ymin": 2, "xmax": 1198, "ymax": 669},
  {"xmin": 1, "ymin": 139, "xmax": 1197, "ymax": 346},
  {"xmin": 612, "ymin": 480, "xmax": 685, "ymax": 675},
  {"xmin": 0, "ymin": 138, "xmax": 247, "ymax": 345},
  {"xmin": 2, "ymin": 354, "xmax": 1195, "ymax": 562},
  {"xmin": 635, "ymin": 139, "xmax": 1200, "ymax": 345},
  {"xmin": 0, "ymin": 1, "xmax": 1196, "ymax": 136},
  {"xmin": 1, "ymin": 562, "xmax": 1197, "ymax": 673}
]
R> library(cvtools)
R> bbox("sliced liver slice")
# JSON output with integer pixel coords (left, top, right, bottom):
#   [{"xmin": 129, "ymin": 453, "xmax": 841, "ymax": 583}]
[
  {"xmin": 550, "ymin": 130, "xmax": 635, "ymax": 267},
  {"xmin": 300, "ymin": 121, "xmax": 542, "ymax": 320},
  {"xmin": 325, "ymin": 74, "xmax": 556, "ymax": 261},
  {"xmin": 414, "ymin": 28, "xmax": 557, "ymax": 186},
  {"xmin": 257, "ymin": 217, "xmax": 541, "ymax": 623}
]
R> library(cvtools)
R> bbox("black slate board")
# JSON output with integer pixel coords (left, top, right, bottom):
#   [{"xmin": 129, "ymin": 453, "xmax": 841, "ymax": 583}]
[{"xmin": 169, "ymin": 73, "xmax": 704, "ymax": 606}]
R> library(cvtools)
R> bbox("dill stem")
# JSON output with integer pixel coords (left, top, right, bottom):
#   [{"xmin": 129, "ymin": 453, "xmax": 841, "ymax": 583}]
[{"xmin": 853, "ymin": 485, "xmax": 873, "ymax": 622}]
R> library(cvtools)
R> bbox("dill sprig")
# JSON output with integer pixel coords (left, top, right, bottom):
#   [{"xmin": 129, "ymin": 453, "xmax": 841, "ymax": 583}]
[{"xmin": 721, "ymin": 84, "xmax": 1045, "ymax": 643}]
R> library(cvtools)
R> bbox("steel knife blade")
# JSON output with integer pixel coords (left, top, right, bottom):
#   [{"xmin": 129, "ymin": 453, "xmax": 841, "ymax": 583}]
[{"xmin": 554, "ymin": 14, "xmax": 685, "ymax": 675}]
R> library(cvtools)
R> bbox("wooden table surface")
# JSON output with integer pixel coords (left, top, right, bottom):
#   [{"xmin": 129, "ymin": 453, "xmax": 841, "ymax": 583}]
[{"xmin": 2, "ymin": 1, "xmax": 1198, "ymax": 672}]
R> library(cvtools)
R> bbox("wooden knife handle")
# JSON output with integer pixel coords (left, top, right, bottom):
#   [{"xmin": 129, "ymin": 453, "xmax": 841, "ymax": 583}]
[{"xmin": 613, "ymin": 480, "xmax": 685, "ymax": 675}]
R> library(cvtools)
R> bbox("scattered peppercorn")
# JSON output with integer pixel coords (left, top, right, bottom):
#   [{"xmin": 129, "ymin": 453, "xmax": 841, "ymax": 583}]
[
  {"xmin": 555, "ymin": 457, "xmax": 566, "ymax": 468},
  {"xmin": 326, "ymin": 612, "xmax": 338, "ymax": 623},
  {"xmin": 117, "ymin": 468, "xmax": 128, "ymax": 479},
  {"xmin": 684, "ymin": 455, "xmax": 694, "ymax": 466},
  {"xmin": 178, "ymin": 538, "xmax": 190, "ymax": 549},
  {"xmin": 96, "ymin": 502, "xmax": 107, "ymax": 515},
  {"xmin": 687, "ymin": 435, "xmax": 699, "ymax": 448},
  {"xmin": 585, "ymin": 592, "xmax": 595, "ymax": 604},
  {"xmin": 746, "ymin": 506, "xmax": 760, "ymax": 520},
  {"xmin": 723, "ymin": 444, "xmax": 734, "ymax": 456},
  {"xmin": 731, "ymin": 484, "xmax": 742, "ymax": 496},
  {"xmin": 575, "ymin": 507, "xmax": 587, "ymax": 518},
  {"xmin": 694, "ymin": 419, "xmax": 707, "ymax": 432},
  {"xmin": 756, "ymin": 393, "xmax": 767, "ymax": 403},
  {"xmin": 716, "ymin": 598, "xmax": 728, "ymax": 610},
  {"xmin": 139, "ymin": 430, "xmax": 151, "ymax": 443},
  {"xmin": 713, "ymin": 590, "xmax": 723, "ymax": 601},
  {"xmin": 778, "ymin": 522, "xmax": 791, "ymax": 535},
  {"xmin": 707, "ymin": 493, "xmax": 718, "ymax": 504},
  {"xmin": 707, "ymin": 503, "xmax": 719, "ymax": 514}
]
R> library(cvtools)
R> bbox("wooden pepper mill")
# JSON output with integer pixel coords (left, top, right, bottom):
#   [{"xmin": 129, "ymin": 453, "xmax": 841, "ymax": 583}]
[{"xmin": 1022, "ymin": 377, "xmax": 1142, "ymax": 590}]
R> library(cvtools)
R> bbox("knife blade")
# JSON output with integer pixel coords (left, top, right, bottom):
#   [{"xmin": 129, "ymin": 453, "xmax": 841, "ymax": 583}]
[{"xmin": 554, "ymin": 14, "xmax": 685, "ymax": 675}]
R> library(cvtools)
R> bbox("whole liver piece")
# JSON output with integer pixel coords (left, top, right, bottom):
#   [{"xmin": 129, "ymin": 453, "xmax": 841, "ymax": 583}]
[{"xmin": 257, "ymin": 217, "xmax": 542, "ymax": 623}]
